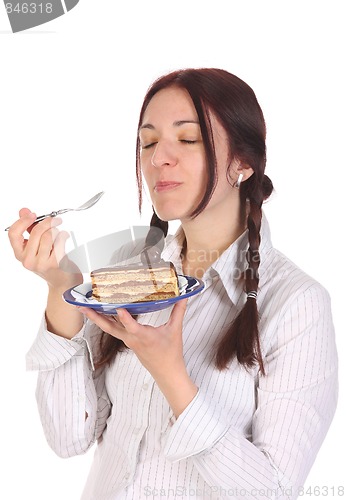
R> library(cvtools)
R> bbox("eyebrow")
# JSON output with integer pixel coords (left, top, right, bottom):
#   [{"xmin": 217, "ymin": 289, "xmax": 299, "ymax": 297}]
[{"xmin": 139, "ymin": 120, "xmax": 200, "ymax": 130}]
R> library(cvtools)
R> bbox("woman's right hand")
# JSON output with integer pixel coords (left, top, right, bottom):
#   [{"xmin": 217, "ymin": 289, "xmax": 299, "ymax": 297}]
[{"xmin": 7, "ymin": 208, "xmax": 83, "ymax": 291}]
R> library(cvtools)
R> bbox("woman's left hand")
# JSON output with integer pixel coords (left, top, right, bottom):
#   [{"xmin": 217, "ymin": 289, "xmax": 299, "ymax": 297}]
[{"xmin": 79, "ymin": 299, "xmax": 198, "ymax": 417}]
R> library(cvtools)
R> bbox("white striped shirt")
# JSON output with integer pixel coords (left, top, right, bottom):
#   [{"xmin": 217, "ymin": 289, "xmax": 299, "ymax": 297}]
[{"xmin": 26, "ymin": 215, "xmax": 338, "ymax": 499}]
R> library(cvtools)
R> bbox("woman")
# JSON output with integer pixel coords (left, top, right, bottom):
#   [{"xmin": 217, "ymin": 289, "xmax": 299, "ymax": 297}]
[{"xmin": 8, "ymin": 68, "xmax": 338, "ymax": 499}]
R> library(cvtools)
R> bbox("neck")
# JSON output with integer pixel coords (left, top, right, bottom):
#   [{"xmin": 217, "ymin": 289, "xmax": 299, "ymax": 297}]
[{"xmin": 180, "ymin": 197, "xmax": 247, "ymax": 278}]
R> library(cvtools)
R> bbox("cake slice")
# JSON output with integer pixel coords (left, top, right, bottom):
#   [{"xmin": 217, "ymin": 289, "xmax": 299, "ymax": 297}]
[{"xmin": 90, "ymin": 261, "xmax": 179, "ymax": 304}]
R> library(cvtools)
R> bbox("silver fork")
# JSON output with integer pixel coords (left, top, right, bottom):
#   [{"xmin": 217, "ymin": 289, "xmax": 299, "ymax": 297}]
[{"xmin": 5, "ymin": 191, "xmax": 104, "ymax": 231}]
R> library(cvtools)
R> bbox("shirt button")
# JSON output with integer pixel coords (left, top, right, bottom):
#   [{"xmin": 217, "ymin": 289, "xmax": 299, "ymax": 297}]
[
  {"xmin": 142, "ymin": 383, "xmax": 149, "ymax": 390},
  {"xmin": 124, "ymin": 472, "xmax": 130, "ymax": 480}
]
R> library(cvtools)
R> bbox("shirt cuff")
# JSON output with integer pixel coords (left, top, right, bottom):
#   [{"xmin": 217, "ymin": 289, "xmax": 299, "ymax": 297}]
[
  {"xmin": 26, "ymin": 314, "xmax": 90, "ymax": 372},
  {"xmin": 163, "ymin": 389, "xmax": 230, "ymax": 462}
]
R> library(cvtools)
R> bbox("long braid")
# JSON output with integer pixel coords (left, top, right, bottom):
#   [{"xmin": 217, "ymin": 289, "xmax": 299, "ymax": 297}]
[
  {"xmin": 215, "ymin": 177, "xmax": 266, "ymax": 375},
  {"xmin": 243, "ymin": 197, "xmax": 264, "ymax": 372}
]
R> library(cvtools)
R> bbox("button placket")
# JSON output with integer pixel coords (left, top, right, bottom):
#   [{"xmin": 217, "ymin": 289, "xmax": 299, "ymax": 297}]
[{"xmin": 124, "ymin": 378, "xmax": 154, "ymax": 485}]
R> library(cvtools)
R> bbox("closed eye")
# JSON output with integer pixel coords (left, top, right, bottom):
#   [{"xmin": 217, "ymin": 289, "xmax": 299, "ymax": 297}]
[
  {"xmin": 141, "ymin": 139, "xmax": 199, "ymax": 149},
  {"xmin": 141, "ymin": 142, "xmax": 157, "ymax": 150}
]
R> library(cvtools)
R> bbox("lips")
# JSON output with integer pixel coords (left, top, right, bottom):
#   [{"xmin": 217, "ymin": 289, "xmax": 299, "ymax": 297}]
[{"xmin": 154, "ymin": 181, "xmax": 182, "ymax": 193}]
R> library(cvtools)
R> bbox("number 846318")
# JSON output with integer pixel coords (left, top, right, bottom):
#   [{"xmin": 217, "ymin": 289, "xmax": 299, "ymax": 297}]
[{"xmin": 5, "ymin": 3, "xmax": 53, "ymax": 14}]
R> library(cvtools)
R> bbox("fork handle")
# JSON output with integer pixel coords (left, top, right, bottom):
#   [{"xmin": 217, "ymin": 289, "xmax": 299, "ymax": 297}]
[
  {"xmin": 33, "ymin": 211, "xmax": 59, "ymax": 223},
  {"xmin": 4, "ymin": 211, "xmax": 58, "ymax": 231},
  {"xmin": 4, "ymin": 210, "xmax": 67, "ymax": 231}
]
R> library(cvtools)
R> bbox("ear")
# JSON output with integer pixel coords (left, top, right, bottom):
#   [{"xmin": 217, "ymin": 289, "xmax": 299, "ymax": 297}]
[
  {"xmin": 229, "ymin": 158, "xmax": 254, "ymax": 185},
  {"xmin": 235, "ymin": 160, "xmax": 254, "ymax": 182}
]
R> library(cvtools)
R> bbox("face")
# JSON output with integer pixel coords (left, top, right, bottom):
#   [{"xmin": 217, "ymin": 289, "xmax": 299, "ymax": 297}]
[{"xmin": 139, "ymin": 86, "xmax": 238, "ymax": 223}]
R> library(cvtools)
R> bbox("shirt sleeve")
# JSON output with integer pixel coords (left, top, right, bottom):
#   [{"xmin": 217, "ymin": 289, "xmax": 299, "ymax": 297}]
[
  {"xmin": 163, "ymin": 283, "xmax": 338, "ymax": 499},
  {"xmin": 26, "ymin": 316, "xmax": 111, "ymax": 458}
]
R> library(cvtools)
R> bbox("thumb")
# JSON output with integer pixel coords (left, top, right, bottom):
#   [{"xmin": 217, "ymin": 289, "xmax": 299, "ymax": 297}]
[
  {"xmin": 19, "ymin": 207, "xmax": 33, "ymax": 217},
  {"xmin": 169, "ymin": 298, "xmax": 188, "ymax": 328},
  {"xmin": 116, "ymin": 308, "xmax": 138, "ymax": 332}
]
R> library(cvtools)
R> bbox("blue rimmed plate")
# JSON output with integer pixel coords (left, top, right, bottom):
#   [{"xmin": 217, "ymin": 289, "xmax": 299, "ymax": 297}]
[{"xmin": 63, "ymin": 275, "xmax": 204, "ymax": 315}]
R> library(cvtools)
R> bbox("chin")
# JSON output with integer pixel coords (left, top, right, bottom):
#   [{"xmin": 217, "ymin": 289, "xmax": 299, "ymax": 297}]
[{"xmin": 154, "ymin": 205, "xmax": 188, "ymax": 223}]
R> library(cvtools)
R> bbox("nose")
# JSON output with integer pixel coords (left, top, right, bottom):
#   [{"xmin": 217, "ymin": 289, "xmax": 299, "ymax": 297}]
[{"xmin": 151, "ymin": 140, "xmax": 178, "ymax": 168}]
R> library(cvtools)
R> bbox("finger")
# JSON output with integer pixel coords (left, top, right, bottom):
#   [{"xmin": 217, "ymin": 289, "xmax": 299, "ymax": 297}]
[
  {"xmin": 7, "ymin": 211, "xmax": 37, "ymax": 259},
  {"xmin": 8, "ymin": 210, "xmax": 36, "ymax": 236},
  {"xmin": 28, "ymin": 215, "xmax": 62, "ymax": 238},
  {"xmin": 21, "ymin": 218, "xmax": 62, "ymax": 268},
  {"xmin": 115, "ymin": 308, "xmax": 138, "ymax": 332},
  {"xmin": 49, "ymin": 230, "xmax": 82, "ymax": 276},
  {"xmin": 19, "ymin": 207, "xmax": 32, "ymax": 217},
  {"xmin": 168, "ymin": 298, "xmax": 188, "ymax": 328},
  {"xmin": 78, "ymin": 308, "xmax": 127, "ymax": 340},
  {"xmin": 47, "ymin": 230, "xmax": 70, "ymax": 264},
  {"xmin": 53, "ymin": 232, "xmax": 82, "ymax": 276},
  {"xmin": 20, "ymin": 208, "xmax": 38, "ymax": 234},
  {"xmin": 35, "ymin": 227, "xmax": 58, "ymax": 259}
]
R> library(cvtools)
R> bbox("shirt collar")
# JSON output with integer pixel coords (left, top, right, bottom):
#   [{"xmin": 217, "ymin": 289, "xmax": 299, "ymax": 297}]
[
  {"xmin": 161, "ymin": 226, "xmax": 186, "ymax": 275},
  {"xmin": 162, "ymin": 213, "xmax": 273, "ymax": 307}
]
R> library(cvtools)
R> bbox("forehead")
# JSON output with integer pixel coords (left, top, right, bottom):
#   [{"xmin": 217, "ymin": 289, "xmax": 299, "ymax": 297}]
[{"xmin": 142, "ymin": 86, "xmax": 198, "ymax": 124}]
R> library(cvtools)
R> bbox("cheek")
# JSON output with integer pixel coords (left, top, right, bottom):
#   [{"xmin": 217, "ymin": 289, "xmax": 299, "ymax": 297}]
[
  {"xmin": 140, "ymin": 161, "xmax": 152, "ymax": 185},
  {"xmin": 189, "ymin": 163, "xmax": 209, "ymax": 203},
  {"xmin": 212, "ymin": 172, "xmax": 234, "ymax": 201}
]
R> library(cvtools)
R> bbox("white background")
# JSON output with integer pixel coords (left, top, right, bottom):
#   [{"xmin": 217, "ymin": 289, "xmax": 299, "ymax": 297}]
[{"xmin": 0, "ymin": 1, "xmax": 344, "ymax": 498}]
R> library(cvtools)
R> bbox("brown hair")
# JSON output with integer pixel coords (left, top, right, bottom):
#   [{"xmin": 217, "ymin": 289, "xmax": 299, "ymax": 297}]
[{"xmin": 96, "ymin": 68, "xmax": 273, "ymax": 373}]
